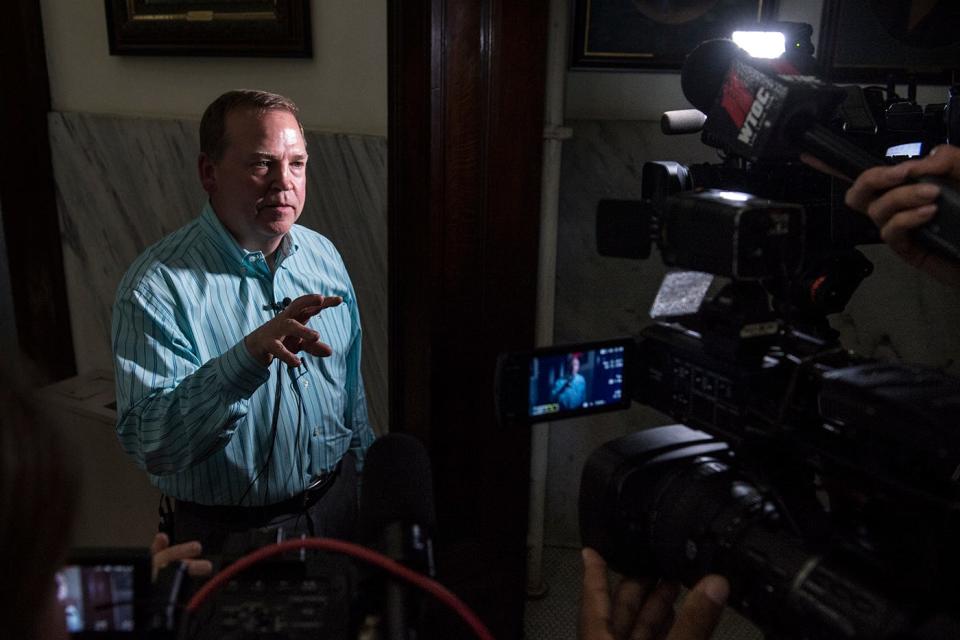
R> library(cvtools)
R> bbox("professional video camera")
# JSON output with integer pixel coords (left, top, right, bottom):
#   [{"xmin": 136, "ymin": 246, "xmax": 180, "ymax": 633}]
[
  {"xmin": 55, "ymin": 542, "xmax": 359, "ymax": 639},
  {"xmin": 55, "ymin": 435, "xmax": 492, "ymax": 640},
  {"xmin": 496, "ymin": 34, "xmax": 960, "ymax": 640}
]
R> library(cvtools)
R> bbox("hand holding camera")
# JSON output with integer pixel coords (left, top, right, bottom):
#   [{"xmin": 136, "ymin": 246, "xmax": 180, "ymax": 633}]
[
  {"xmin": 149, "ymin": 532, "xmax": 212, "ymax": 581},
  {"xmin": 579, "ymin": 547, "xmax": 728, "ymax": 640},
  {"xmin": 844, "ymin": 144, "xmax": 960, "ymax": 287}
]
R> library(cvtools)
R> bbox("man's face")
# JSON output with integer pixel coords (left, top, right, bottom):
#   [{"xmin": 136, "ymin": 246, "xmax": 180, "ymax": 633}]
[{"xmin": 199, "ymin": 108, "xmax": 308, "ymax": 253}]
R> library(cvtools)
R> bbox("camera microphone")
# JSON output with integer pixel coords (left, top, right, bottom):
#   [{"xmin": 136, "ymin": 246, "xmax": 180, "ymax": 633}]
[
  {"xmin": 681, "ymin": 39, "xmax": 960, "ymax": 261},
  {"xmin": 360, "ymin": 433, "xmax": 436, "ymax": 640},
  {"xmin": 660, "ymin": 109, "xmax": 707, "ymax": 135},
  {"xmin": 681, "ymin": 39, "xmax": 878, "ymax": 174}
]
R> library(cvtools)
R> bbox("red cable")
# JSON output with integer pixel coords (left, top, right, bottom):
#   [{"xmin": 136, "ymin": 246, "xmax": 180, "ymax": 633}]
[{"xmin": 184, "ymin": 537, "xmax": 495, "ymax": 640}]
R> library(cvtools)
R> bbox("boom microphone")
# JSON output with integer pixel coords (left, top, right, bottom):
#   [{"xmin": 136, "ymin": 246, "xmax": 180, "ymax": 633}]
[
  {"xmin": 681, "ymin": 39, "xmax": 960, "ymax": 261},
  {"xmin": 360, "ymin": 433, "xmax": 436, "ymax": 640}
]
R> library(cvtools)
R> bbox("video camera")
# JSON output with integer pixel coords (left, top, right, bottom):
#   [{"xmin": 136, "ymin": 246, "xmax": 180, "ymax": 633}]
[
  {"xmin": 56, "ymin": 536, "xmax": 360, "ymax": 639},
  {"xmin": 54, "ymin": 435, "xmax": 492, "ymax": 640},
  {"xmin": 496, "ymin": 34, "xmax": 960, "ymax": 639}
]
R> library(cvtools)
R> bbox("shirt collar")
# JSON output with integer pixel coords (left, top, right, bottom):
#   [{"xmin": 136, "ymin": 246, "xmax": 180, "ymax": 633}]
[
  {"xmin": 274, "ymin": 231, "xmax": 300, "ymax": 269},
  {"xmin": 198, "ymin": 202, "xmax": 300, "ymax": 272}
]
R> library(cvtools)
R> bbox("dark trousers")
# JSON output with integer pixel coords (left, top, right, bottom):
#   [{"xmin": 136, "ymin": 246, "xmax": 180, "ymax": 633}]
[{"xmin": 171, "ymin": 453, "xmax": 359, "ymax": 557}]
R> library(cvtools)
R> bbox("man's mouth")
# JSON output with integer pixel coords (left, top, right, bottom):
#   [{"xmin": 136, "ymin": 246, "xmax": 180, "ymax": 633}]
[{"xmin": 258, "ymin": 203, "xmax": 294, "ymax": 213}]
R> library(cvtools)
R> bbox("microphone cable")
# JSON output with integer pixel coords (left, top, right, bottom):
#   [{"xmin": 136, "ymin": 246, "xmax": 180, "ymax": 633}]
[
  {"xmin": 182, "ymin": 538, "xmax": 495, "ymax": 640},
  {"xmin": 236, "ymin": 296, "xmax": 294, "ymax": 507},
  {"xmin": 279, "ymin": 369, "xmax": 306, "ymax": 500},
  {"xmin": 235, "ymin": 357, "xmax": 284, "ymax": 506}
]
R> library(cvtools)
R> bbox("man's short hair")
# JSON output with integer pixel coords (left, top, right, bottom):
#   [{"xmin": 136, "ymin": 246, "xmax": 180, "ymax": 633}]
[{"xmin": 200, "ymin": 89, "xmax": 304, "ymax": 161}]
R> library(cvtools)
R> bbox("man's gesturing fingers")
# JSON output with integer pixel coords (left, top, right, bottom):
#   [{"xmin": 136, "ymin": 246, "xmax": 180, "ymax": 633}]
[
  {"xmin": 286, "ymin": 294, "xmax": 342, "ymax": 324},
  {"xmin": 246, "ymin": 316, "xmax": 322, "ymax": 367}
]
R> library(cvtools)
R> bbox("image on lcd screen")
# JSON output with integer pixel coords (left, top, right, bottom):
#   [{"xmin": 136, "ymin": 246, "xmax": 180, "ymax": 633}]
[
  {"xmin": 528, "ymin": 345, "xmax": 625, "ymax": 417},
  {"xmin": 55, "ymin": 564, "xmax": 136, "ymax": 632}
]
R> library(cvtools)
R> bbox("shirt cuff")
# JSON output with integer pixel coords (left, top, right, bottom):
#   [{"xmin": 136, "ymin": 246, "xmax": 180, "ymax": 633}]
[{"xmin": 216, "ymin": 340, "xmax": 271, "ymax": 398}]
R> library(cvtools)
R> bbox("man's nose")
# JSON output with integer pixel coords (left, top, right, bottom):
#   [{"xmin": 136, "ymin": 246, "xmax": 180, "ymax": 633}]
[{"xmin": 270, "ymin": 162, "xmax": 296, "ymax": 190}]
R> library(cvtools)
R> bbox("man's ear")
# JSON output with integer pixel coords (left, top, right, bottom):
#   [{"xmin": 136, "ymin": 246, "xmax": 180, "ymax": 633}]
[{"xmin": 198, "ymin": 153, "xmax": 217, "ymax": 195}]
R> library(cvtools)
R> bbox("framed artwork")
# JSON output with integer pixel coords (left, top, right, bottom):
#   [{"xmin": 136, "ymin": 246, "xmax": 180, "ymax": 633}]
[
  {"xmin": 104, "ymin": 1, "xmax": 312, "ymax": 57},
  {"xmin": 570, "ymin": 0, "xmax": 778, "ymax": 71},
  {"xmin": 817, "ymin": 0, "xmax": 960, "ymax": 84}
]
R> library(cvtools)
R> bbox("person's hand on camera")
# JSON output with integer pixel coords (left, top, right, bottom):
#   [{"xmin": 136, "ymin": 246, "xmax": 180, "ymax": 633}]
[
  {"xmin": 150, "ymin": 532, "xmax": 213, "ymax": 581},
  {"xmin": 244, "ymin": 293, "xmax": 342, "ymax": 367},
  {"xmin": 846, "ymin": 144, "xmax": 960, "ymax": 287},
  {"xmin": 804, "ymin": 144, "xmax": 960, "ymax": 288},
  {"xmin": 579, "ymin": 547, "xmax": 728, "ymax": 640}
]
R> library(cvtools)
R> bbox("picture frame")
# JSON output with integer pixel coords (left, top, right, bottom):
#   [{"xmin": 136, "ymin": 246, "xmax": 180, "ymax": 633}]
[
  {"xmin": 104, "ymin": 1, "xmax": 312, "ymax": 57},
  {"xmin": 817, "ymin": 0, "xmax": 960, "ymax": 85},
  {"xmin": 570, "ymin": 0, "xmax": 778, "ymax": 71}
]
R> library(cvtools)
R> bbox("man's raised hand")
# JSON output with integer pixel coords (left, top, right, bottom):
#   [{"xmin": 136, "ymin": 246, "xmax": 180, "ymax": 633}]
[{"xmin": 244, "ymin": 293, "xmax": 342, "ymax": 367}]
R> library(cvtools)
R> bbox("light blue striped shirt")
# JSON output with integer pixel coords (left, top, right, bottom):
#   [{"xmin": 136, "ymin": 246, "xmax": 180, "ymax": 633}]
[{"xmin": 112, "ymin": 203, "xmax": 375, "ymax": 506}]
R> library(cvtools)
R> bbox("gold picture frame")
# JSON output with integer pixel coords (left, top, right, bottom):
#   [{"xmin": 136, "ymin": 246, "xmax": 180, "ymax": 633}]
[{"xmin": 104, "ymin": 1, "xmax": 312, "ymax": 57}]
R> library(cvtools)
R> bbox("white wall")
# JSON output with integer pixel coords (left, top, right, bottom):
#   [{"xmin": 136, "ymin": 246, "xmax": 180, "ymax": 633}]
[{"xmin": 39, "ymin": 1, "xmax": 387, "ymax": 136}]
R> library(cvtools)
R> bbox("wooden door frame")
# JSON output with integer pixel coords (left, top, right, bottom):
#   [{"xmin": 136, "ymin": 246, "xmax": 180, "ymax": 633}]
[{"xmin": 388, "ymin": 1, "xmax": 550, "ymax": 637}]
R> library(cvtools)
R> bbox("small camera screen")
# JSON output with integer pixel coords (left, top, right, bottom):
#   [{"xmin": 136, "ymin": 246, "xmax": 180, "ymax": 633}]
[
  {"xmin": 529, "ymin": 344, "xmax": 626, "ymax": 418},
  {"xmin": 56, "ymin": 564, "xmax": 136, "ymax": 633}
]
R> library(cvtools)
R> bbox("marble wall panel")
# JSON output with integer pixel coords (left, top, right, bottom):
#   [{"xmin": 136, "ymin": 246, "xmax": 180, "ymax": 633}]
[
  {"xmin": 48, "ymin": 112, "xmax": 388, "ymax": 431},
  {"xmin": 544, "ymin": 120, "xmax": 960, "ymax": 546}
]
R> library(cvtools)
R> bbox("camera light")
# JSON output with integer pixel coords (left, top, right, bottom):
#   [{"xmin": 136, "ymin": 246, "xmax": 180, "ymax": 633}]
[
  {"xmin": 731, "ymin": 30, "xmax": 786, "ymax": 59},
  {"xmin": 714, "ymin": 190, "xmax": 752, "ymax": 202}
]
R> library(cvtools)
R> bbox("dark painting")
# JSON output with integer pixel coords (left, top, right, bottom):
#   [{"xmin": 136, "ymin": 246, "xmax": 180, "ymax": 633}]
[
  {"xmin": 571, "ymin": 0, "xmax": 777, "ymax": 70},
  {"xmin": 818, "ymin": 0, "xmax": 960, "ymax": 84}
]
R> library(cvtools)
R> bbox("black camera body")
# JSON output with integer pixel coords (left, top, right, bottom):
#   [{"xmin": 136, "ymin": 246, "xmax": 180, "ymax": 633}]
[
  {"xmin": 59, "ymin": 537, "xmax": 360, "ymax": 639},
  {"xmin": 57, "ymin": 548, "xmax": 167, "ymax": 638},
  {"xmin": 496, "ymin": 38, "xmax": 960, "ymax": 639},
  {"xmin": 568, "ymin": 291, "xmax": 960, "ymax": 639},
  {"xmin": 579, "ymin": 421, "xmax": 960, "ymax": 640}
]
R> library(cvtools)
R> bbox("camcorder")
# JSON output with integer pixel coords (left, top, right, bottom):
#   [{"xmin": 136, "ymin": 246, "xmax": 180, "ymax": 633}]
[
  {"xmin": 497, "ymin": 34, "xmax": 960, "ymax": 640},
  {"xmin": 56, "ymin": 538, "xmax": 359, "ymax": 639},
  {"xmin": 54, "ymin": 435, "xmax": 453, "ymax": 640}
]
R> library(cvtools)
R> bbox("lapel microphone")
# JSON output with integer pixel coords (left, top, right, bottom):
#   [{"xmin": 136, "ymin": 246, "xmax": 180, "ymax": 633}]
[{"xmin": 262, "ymin": 297, "xmax": 292, "ymax": 313}]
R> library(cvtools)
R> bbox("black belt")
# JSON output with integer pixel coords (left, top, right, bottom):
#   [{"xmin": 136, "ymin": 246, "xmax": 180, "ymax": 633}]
[{"xmin": 175, "ymin": 461, "xmax": 342, "ymax": 527}]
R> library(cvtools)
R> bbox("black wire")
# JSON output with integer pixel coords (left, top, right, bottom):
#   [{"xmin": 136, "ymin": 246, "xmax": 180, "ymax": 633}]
[
  {"xmin": 236, "ymin": 358, "xmax": 284, "ymax": 507},
  {"xmin": 280, "ymin": 368, "xmax": 306, "ymax": 496},
  {"xmin": 287, "ymin": 372, "xmax": 317, "ymax": 537}
]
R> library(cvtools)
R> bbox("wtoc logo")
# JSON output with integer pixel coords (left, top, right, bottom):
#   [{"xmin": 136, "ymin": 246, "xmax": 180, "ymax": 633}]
[
  {"xmin": 737, "ymin": 86, "xmax": 773, "ymax": 146},
  {"xmin": 719, "ymin": 71, "xmax": 775, "ymax": 148}
]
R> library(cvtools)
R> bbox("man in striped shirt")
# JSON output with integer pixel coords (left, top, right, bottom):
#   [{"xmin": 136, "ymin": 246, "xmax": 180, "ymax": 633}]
[{"xmin": 112, "ymin": 90, "xmax": 376, "ymax": 553}]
